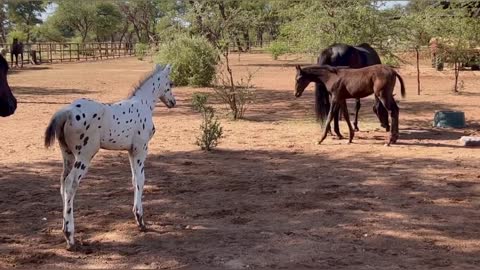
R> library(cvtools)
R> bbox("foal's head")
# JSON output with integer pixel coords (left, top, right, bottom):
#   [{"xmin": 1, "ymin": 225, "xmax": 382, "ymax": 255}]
[
  {"xmin": 294, "ymin": 65, "xmax": 312, "ymax": 98},
  {"xmin": 155, "ymin": 64, "xmax": 176, "ymax": 108},
  {"xmin": 0, "ymin": 54, "xmax": 16, "ymax": 117}
]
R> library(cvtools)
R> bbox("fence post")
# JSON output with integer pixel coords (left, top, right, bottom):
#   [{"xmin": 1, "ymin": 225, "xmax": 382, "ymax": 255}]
[{"xmin": 49, "ymin": 43, "xmax": 53, "ymax": 63}]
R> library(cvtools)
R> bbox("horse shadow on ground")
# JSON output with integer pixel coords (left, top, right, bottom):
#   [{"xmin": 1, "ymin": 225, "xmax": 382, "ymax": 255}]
[
  {"xmin": 14, "ymin": 86, "xmax": 98, "ymax": 97},
  {"xmin": 8, "ymin": 66, "xmax": 51, "ymax": 74},
  {"xmin": 1, "ymin": 148, "xmax": 480, "ymax": 268}
]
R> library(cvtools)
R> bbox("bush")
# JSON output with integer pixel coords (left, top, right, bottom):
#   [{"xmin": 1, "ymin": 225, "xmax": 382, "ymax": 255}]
[
  {"xmin": 381, "ymin": 53, "xmax": 400, "ymax": 67},
  {"xmin": 192, "ymin": 92, "xmax": 208, "ymax": 112},
  {"xmin": 7, "ymin": 30, "xmax": 27, "ymax": 43},
  {"xmin": 156, "ymin": 35, "xmax": 218, "ymax": 87},
  {"xmin": 193, "ymin": 93, "xmax": 223, "ymax": 151},
  {"xmin": 214, "ymin": 63, "xmax": 257, "ymax": 120},
  {"xmin": 267, "ymin": 41, "xmax": 290, "ymax": 60},
  {"xmin": 135, "ymin": 43, "xmax": 149, "ymax": 60}
]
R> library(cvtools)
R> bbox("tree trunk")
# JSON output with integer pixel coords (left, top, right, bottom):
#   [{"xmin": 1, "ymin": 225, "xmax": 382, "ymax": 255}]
[
  {"xmin": 415, "ymin": 46, "xmax": 421, "ymax": 95},
  {"xmin": 454, "ymin": 61, "xmax": 460, "ymax": 93},
  {"xmin": 243, "ymin": 31, "xmax": 250, "ymax": 51}
]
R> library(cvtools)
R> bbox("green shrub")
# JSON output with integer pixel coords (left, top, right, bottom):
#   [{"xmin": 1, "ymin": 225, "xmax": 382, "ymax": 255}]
[
  {"xmin": 267, "ymin": 41, "xmax": 290, "ymax": 60},
  {"xmin": 7, "ymin": 30, "xmax": 27, "ymax": 43},
  {"xmin": 381, "ymin": 53, "xmax": 400, "ymax": 67},
  {"xmin": 192, "ymin": 92, "xmax": 208, "ymax": 112},
  {"xmin": 135, "ymin": 43, "xmax": 149, "ymax": 60},
  {"xmin": 192, "ymin": 93, "xmax": 223, "ymax": 151},
  {"xmin": 156, "ymin": 35, "xmax": 218, "ymax": 87}
]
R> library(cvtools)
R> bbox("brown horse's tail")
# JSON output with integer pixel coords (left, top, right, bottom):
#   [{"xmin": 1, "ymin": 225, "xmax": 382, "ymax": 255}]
[
  {"xmin": 394, "ymin": 71, "xmax": 406, "ymax": 98},
  {"xmin": 315, "ymin": 82, "xmax": 330, "ymax": 128},
  {"xmin": 45, "ymin": 108, "xmax": 70, "ymax": 148}
]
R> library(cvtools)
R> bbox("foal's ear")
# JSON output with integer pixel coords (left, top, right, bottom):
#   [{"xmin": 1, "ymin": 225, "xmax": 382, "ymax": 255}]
[{"xmin": 295, "ymin": 65, "xmax": 302, "ymax": 72}]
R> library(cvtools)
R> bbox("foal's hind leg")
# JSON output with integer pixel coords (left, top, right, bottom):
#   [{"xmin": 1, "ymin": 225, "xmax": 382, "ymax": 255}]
[
  {"xmin": 60, "ymin": 147, "xmax": 75, "ymax": 202},
  {"xmin": 353, "ymin": 98, "xmax": 361, "ymax": 131},
  {"xmin": 128, "ymin": 145, "xmax": 148, "ymax": 231},
  {"xmin": 332, "ymin": 109, "xmax": 344, "ymax": 139},
  {"xmin": 62, "ymin": 155, "xmax": 94, "ymax": 250},
  {"xmin": 377, "ymin": 95, "xmax": 399, "ymax": 146}
]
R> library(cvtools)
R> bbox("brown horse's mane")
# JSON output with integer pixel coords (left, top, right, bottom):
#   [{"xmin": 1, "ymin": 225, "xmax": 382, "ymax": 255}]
[{"xmin": 127, "ymin": 66, "xmax": 161, "ymax": 98}]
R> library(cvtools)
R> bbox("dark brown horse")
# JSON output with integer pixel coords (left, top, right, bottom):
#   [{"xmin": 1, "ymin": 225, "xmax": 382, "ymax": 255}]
[
  {"xmin": 295, "ymin": 64, "xmax": 405, "ymax": 145},
  {"xmin": 10, "ymin": 38, "xmax": 24, "ymax": 68},
  {"xmin": 316, "ymin": 43, "xmax": 389, "ymax": 137},
  {"xmin": 0, "ymin": 53, "xmax": 17, "ymax": 117}
]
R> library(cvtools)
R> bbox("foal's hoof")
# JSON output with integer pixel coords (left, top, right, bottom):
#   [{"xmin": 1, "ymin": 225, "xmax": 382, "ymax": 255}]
[
  {"xmin": 138, "ymin": 224, "xmax": 147, "ymax": 232},
  {"xmin": 354, "ymin": 127, "xmax": 359, "ymax": 132},
  {"xmin": 66, "ymin": 243, "xmax": 78, "ymax": 251}
]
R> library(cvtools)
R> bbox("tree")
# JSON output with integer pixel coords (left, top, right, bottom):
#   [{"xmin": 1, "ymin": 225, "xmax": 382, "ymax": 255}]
[
  {"xmin": 52, "ymin": 0, "xmax": 96, "ymax": 43},
  {"xmin": 118, "ymin": 0, "xmax": 174, "ymax": 43},
  {"xmin": 270, "ymin": 0, "xmax": 402, "ymax": 55},
  {"xmin": 95, "ymin": 2, "xmax": 122, "ymax": 42},
  {"xmin": 401, "ymin": 8, "xmax": 434, "ymax": 95},
  {"xmin": 7, "ymin": 1, "xmax": 45, "ymax": 42},
  {"xmin": 426, "ymin": 2, "xmax": 480, "ymax": 92}
]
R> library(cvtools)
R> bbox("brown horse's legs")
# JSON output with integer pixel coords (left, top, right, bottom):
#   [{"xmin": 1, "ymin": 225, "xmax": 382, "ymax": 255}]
[
  {"xmin": 377, "ymin": 96, "xmax": 399, "ymax": 145},
  {"xmin": 341, "ymin": 101, "xmax": 355, "ymax": 143},
  {"xmin": 318, "ymin": 101, "xmax": 341, "ymax": 144},
  {"xmin": 353, "ymin": 99, "xmax": 361, "ymax": 131},
  {"xmin": 20, "ymin": 53, "xmax": 23, "ymax": 68},
  {"xmin": 373, "ymin": 97, "xmax": 390, "ymax": 131},
  {"xmin": 332, "ymin": 109, "xmax": 343, "ymax": 139}
]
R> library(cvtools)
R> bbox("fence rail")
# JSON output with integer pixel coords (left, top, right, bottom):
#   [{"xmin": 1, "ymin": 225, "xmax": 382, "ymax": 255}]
[{"xmin": 0, "ymin": 42, "xmax": 136, "ymax": 66}]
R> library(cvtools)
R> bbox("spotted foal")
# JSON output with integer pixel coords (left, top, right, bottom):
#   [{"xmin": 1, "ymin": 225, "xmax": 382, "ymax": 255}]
[{"xmin": 45, "ymin": 64, "xmax": 176, "ymax": 249}]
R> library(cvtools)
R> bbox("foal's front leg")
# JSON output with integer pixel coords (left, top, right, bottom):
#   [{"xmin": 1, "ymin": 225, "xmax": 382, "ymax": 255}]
[
  {"xmin": 353, "ymin": 98, "xmax": 361, "ymax": 131},
  {"xmin": 318, "ymin": 101, "xmax": 341, "ymax": 145},
  {"xmin": 340, "ymin": 101, "xmax": 355, "ymax": 143},
  {"xmin": 129, "ymin": 145, "xmax": 148, "ymax": 231}
]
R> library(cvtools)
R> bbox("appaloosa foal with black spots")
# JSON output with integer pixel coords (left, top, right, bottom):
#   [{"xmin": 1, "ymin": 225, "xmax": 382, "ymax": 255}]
[{"xmin": 45, "ymin": 64, "xmax": 176, "ymax": 250}]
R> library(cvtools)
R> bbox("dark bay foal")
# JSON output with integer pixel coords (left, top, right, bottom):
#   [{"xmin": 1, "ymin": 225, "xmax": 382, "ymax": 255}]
[{"xmin": 294, "ymin": 64, "xmax": 405, "ymax": 145}]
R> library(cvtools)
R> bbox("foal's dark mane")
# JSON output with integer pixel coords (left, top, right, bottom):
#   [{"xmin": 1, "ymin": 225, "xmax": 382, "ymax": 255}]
[{"xmin": 127, "ymin": 66, "xmax": 163, "ymax": 98}]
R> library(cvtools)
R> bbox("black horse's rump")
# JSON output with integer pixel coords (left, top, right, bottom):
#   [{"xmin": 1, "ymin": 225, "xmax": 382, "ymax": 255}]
[
  {"xmin": 315, "ymin": 43, "xmax": 388, "ymax": 132},
  {"xmin": 0, "ymin": 53, "xmax": 16, "ymax": 117}
]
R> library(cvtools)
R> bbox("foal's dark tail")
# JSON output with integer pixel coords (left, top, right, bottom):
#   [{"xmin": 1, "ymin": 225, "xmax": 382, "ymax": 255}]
[
  {"xmin": 394, "ymin": 71, "xmax": 406, "ymax": 98},
  {"xmin": 44, "ymin": 109, "xmax": 70, "ymax": 148},
  {"xmin": 314, "ymin": 82, "xmax": 330, "ymax": 128}
]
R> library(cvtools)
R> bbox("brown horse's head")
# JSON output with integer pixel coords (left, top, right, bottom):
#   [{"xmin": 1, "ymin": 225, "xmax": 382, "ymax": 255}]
[
  {"xmin": 294, "ymin": 65, "xmax": 311, "ymax": 98},
  {"xmin": 0, "ymin": 54, "xmax": 16, "ymax": 117}
]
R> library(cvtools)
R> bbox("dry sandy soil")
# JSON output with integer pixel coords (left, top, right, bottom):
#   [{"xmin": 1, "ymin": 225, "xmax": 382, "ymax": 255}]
[{"xmin": 1, "ymin": 53, "xmax": 480, "ymax": 269}]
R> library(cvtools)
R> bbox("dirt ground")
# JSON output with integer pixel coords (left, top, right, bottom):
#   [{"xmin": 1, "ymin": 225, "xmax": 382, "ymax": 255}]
[{"xmin": 1, "ymin": 52, "xmax": 480, "ymax": 269}]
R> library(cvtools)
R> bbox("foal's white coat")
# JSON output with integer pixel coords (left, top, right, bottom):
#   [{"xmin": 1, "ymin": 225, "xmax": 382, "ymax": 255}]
[{"xmin": 45, "ymin": 64, "xmax": 176, "ymax": 249}]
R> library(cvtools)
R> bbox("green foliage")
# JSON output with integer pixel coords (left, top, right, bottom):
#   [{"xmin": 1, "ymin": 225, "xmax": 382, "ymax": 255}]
[
  {"xmin": 155, "ymin": 35, "xmax": 219, "ymax": 87},
  {"xmin": 7, "ymin": 30, "xmax": 27, "ymax": 43},
  {"xmin": 267, "ymin": 41, "xmax": 290, "ymax": 59},
  {"xmin": 193, "ymin": 93, "xmax": 223, "ymax": 151},
  {"xmin": 95, "ymin": 2, "xmax": 123, "ymax": 41},
  {"xmin": 135, "ymin": 43, "xmax": 149, "ymax": 60},
  {"xmin": 272, "ymin": 0, "xmax": 402, "ymax": 55},
  {"xmin": 380, "ymin": 53, "xmax": 400, "ymax": 67},
  {"xmin": 192, "ymin": 92, "xmax": 209, "ymax": 112},
  {"xmin": 7, "ymin": 1, "xmax": 45, "ymax": 42},
  {"xmin": 53, "ymin": 0, "xmax": 97, "ymax": 42}
]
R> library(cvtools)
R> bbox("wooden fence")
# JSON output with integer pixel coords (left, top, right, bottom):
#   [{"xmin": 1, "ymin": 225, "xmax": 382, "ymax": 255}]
[{"xmin": 0, "ymin": 42, "xmax": 136, "ymax": 66}]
